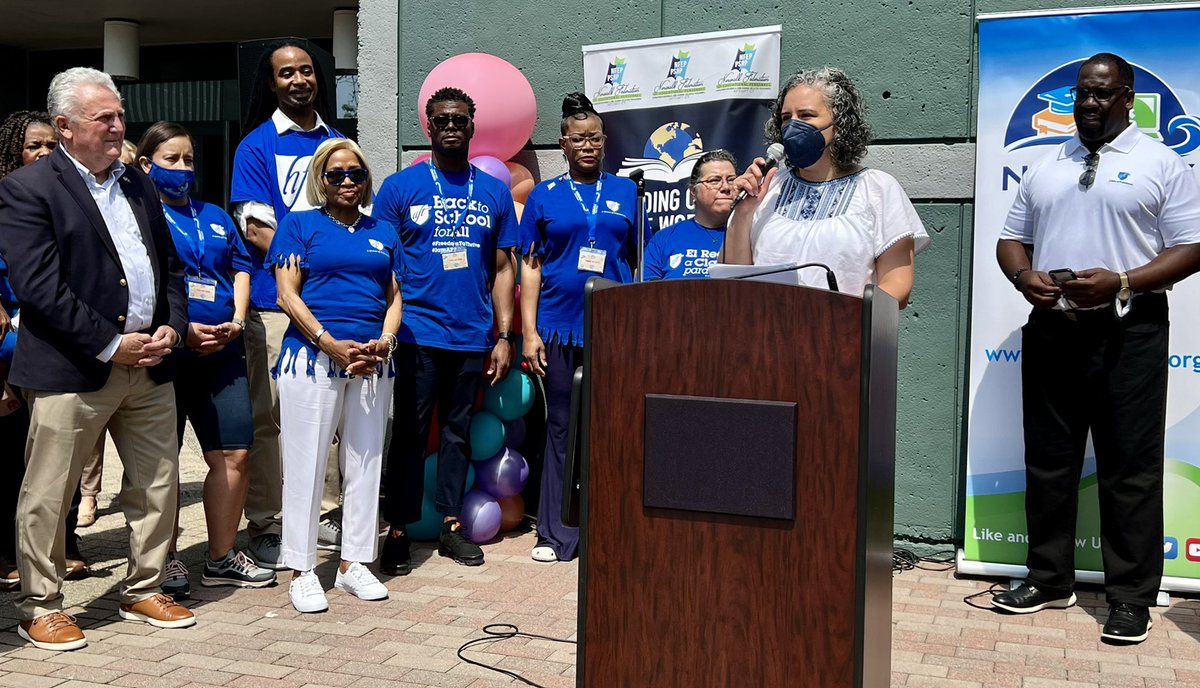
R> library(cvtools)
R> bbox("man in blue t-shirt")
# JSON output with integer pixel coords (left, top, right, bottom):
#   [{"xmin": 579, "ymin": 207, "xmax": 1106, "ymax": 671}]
[
  {"xmin": 230, "ymin": 41, "xmax": 343, "ymax": 570},
  {"xmin": 373, "ymin": 87, "xmax": 518, "ymax": 573}
]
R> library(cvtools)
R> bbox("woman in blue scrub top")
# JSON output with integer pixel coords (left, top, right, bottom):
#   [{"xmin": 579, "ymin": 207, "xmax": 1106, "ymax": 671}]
[
  {"xmin": 137, "ymin": 122, "xmax": 275, "ymax": 597},
  {"xmin": 518, "ymin": 93, "xmax": 644, "ymax": 563}
]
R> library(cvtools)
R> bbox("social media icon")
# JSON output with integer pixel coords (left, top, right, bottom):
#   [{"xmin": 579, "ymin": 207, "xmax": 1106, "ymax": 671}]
[
  {"xmin": 1187, "ymin": 538, "xmax": 1200, "ymax": 562},
  {"xmin": 1163, "ymin": 537, "xmax": 1178, "ymax": 560}
]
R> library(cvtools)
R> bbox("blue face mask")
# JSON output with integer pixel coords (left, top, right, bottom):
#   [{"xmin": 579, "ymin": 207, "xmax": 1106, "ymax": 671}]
[
  {"xmin": 147, "ymin": 163, "xmax": 194, "ymax": 200},
  {"xmin": 781, "ymin": 119, "xmax": 833, "ymax": 169}
]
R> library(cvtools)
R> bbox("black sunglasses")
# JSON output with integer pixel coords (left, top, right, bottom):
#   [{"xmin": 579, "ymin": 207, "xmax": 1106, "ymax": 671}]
[
  {"xmin": 1079, "ymin": 153, "xmax": 1100, "ymax": 189},
  {"xmin": 323, "ymin": 168, "xmax": 369, "ymax": 185},
  {"xmin": 431, "ymin": 114, "xmax": 471, "ymax": 130},
  {"xmin": 1069, "ymin": 86, "xmax": 1129, "ymax": 104}
]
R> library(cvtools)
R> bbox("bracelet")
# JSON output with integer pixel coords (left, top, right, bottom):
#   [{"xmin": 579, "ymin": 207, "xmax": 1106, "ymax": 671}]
[
  {"xmin": 1011, "ymin": 267, "xmax": 1029, "ymax": 288},
  {"xmin": 379, "ymin": 332, "xmax": 398, "ymax": 352},
  {"xmin": 311, "ymin": 327, "xmax": 327, "ymax": 344}
]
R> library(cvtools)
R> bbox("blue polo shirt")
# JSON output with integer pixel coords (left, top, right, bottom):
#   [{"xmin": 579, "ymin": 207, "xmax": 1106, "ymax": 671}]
[
  {"xmin": 231, "ymin": 115, "xmax": 343, "ymax": 311},
  {"xmin": 374, "ymin": 162, "xmax": 518, "ymax": 352},
  {"xmin": 517, "ymin": 173, "xmax": 644, "ymax": 345},
  {"xmin": 163, "ymin": 201, "xmax": 253, "ymax": 327},
  {"xmin": 267, "ymin": 209, "xmax": 401, "ymax": 376},
  {"xmin": 643, "ymin": 218, "xmax": 724, "ymax": 280}
]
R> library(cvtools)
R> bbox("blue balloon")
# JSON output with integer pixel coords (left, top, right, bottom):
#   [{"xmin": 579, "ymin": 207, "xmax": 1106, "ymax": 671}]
[
  {"xmin": 423, "ymin": 452, "xmax": 476, "ymax": 497},
  {"xmin": 406, "ymin": 497, "xmax": 443, "ymax": 541},
  {"xmin": 474, "ymin": 447, "xmax": 530, "ymax": 499},
  {"xmin": 469, "ymin": 411, "xmax": 506, "ymax": 460},
  {"xmin": 459, "ymin": 489, "xmax": 501, "ymax": 544},
  {"xmin": 483, "ymin": 370, "xmax": 535, "ymax": 421}
]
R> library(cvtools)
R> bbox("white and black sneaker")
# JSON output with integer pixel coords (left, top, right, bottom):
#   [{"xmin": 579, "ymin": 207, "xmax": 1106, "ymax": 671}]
[
  {"xmin": 201, "ymin": 550, "xmax": 277, "ymax": 588},
  {"xmin": 317, "ymin": 517, "xmax": 342, "ymax": 552}
]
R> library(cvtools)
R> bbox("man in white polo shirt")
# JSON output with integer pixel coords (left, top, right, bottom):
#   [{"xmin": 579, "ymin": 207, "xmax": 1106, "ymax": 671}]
[{"xmin": 993, "ymin": 52, "xmax": 1200, "ymax": 644}]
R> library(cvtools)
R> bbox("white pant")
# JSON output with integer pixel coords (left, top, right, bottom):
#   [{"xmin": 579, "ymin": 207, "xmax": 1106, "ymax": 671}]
[{"xmin": 278, "ymin": 348, "xmax": 393, "ymax": 571}]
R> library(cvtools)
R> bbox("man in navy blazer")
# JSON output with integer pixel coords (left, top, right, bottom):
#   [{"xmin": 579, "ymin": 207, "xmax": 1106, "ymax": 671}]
[{"xmin": 0, "ymin": 67, "xmax": 196, "ymax": 651}]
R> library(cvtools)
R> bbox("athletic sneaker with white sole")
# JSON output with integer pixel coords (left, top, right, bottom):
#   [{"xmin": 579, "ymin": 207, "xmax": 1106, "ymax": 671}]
[
  {"xmin": 317, "ymin": 517, "xmax": 342, "ymax": 551},
  {"xmin": 201, "ymin": 550, "xmax": 277, "ymax": 588},
  {"xmin": 289, "ymin": 570, "xmax": 329, "ymax": 613},
  {"xmin": 334, "ymin": 562, "xmax": 389, "ymax": 601}
]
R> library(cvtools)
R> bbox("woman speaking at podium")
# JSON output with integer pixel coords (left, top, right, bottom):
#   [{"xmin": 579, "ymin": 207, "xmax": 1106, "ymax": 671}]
[
  {"xmin": 720, "ymin": 67, "xmax": 928, "ymax": 307},
  {"xmin": 518, "ymin": 93, "xmax": 643, "ymax": 563}
]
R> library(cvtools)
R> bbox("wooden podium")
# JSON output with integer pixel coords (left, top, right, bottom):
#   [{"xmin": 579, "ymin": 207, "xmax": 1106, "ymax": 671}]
[{"xmin": 573, "ymin": 277, "xmax": 897, "ymax": 688}]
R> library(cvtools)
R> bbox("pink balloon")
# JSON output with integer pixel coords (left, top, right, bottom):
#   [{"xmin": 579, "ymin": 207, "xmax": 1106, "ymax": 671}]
[
  {"xmin": 408, "ymin": 152, "xmax": 432, "ymax": 167},
  {"xmin": 470, "ymin": 155, "xmax": 512, "ymax": 187},
  {"xmin": 418, "ymin": 53, "xmax": 537, "ymax": 162}
]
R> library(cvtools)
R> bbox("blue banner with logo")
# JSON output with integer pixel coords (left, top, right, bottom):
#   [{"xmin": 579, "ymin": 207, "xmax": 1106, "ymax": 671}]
[
  {"xmin": 964, "ymin": 4, "xmax": 1200, "ymax": 591},
  {"xmin": 583, "ymin": 26, "xmax": 781, "ymax": 234}
]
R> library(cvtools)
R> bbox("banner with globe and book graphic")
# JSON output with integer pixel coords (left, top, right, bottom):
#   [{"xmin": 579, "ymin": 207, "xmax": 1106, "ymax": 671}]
[
  {"xmin": 964, "ymin": 4, "xmax": 1200, "ymax": 591},
  {"xmin": 582, "ymin": 26, "xmax": 781, "ymax": 234}
]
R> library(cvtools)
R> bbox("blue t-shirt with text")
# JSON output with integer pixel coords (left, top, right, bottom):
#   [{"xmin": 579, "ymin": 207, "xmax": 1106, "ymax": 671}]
[
  {"xmin": 163, "ymin": 200, "xmax": 253, "ymax": 327},
  {"xmin": 231, "ymin": 119, "xmax": 342, "ymax": 310},
  {"xmin": 643, "ymin": 218, "xmax": 724, "ymax": 280},
  {"xmin": 517, "ymin": 173, "xmax": 644, "ymax": 345},
  {"xmin": 374, "ymin": 163, "xmax": 518, "ymax": 352},
  {"xmin": 267, "ymin": 210, "xmax": 401, "ymax": 376}
]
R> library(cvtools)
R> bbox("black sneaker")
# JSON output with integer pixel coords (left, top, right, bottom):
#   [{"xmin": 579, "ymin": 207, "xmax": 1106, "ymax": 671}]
[
  {"xmin": 1101, "ymin": 603, "xmax": 1152, "ymax": 643},
  {"xmin": 201, "ymin": 550, "xmax": 277, "ymax": 588},
  {"xmin": 438, "ymin": 520, "xmax": 484, "ymax": 566},
  {"xmin": 379, "ymin": 527, "xmax": 411, "ymax": 575},
  {"xmin": 991, "ymin": 583, "xmax": 1077, "ymax": 614}
]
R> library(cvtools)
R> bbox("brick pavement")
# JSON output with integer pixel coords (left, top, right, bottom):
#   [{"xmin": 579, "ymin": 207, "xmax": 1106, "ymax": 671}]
[{"xmin": 0, "ymin": 434, "xmax": 1196, "ymax": 686}]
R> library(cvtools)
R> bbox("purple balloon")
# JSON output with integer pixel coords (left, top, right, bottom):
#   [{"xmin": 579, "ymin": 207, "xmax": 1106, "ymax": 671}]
[
  {"xmin": 474, "ymin": 447, "xmax": 530, "ymax": 499},
  {"xmin": 504, "ymin": 418, "xmax": 526, "ymax": 449},
  {"xmin": 470, "ymin": 155, "xmax": 512, "ymax": 187},
  {"xmin": 460, "ymin": 489, "xmax": 501, "ymax": 544}
]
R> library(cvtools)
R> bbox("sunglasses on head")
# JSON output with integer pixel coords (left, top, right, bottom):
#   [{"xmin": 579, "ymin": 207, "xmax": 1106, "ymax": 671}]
[
  {"xmin": 323, "ymin": 168, "xmax": 369, "ymax": 185},
  {"xmin": 431, "ymin": 114, "xmax": 471, "ymax": 129}
]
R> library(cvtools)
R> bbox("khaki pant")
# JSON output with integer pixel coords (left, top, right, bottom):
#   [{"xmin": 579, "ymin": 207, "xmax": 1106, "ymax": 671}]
[
  {"xmin": 243, "ymin": 309, "xmax": 340, "ymax": 539},
  {"xmin": 79, "ymin": 434, "xmax": 105, "ymax": 497},
  {"xmin": 18, "ymin": 365, "xmax": 178, "ymax": 619}
]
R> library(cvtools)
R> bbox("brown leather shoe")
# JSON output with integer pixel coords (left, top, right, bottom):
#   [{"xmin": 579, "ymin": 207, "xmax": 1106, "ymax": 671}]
[
  {"xmin": 17, "ymin": 612, "xmax": 87, "ymax": 651},
  {"xmin": 0, "ymin": 561, "xmax": 19, "ymax": 590},
  {"xmin": 63, "ymin": 558, "xmax": 90, "ymax": 581},
  {"xmin": 118, "ymin": 593, "xmax": 196, "ymax": 628},
  {"xmin": 77, "ymin": 496, "xmax": 97, "ymax": 528}
]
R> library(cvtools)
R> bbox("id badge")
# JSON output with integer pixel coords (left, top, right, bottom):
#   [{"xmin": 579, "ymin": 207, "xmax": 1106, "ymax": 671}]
[
  {"xmin": 185, "ymin": 275, "xmax": 217, "ymax": 302},
  {"xmin": 578, "ymin": 247, "xmax": 607, "ymax": 273},
  {"xmin": 442, "ymin": 250, "xmax": 469, "ymax": 271}
]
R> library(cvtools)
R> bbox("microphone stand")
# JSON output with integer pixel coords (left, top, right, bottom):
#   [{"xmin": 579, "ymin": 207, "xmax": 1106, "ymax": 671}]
[{"xmin": 630, "ymin": 169, "xmax": 646, "ymax": 282}]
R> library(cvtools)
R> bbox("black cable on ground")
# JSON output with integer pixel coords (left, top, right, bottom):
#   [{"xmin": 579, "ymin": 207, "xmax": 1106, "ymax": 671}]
[{"xmin": 456, "ymin": 623, "xmax": 577, "ymax": 688}]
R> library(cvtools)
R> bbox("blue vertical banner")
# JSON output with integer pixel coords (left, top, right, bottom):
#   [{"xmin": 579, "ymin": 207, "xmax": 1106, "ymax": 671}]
[
  {"xmin": 965, "ymin": 4, "xmax": 1200, "ymax": 591},
  {"xmin": 582, "ymin": 26, "xmax": 781, "ymax": 234}
]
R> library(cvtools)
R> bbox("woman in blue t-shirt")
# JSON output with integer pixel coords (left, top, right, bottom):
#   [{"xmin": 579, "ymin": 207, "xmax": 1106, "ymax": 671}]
[
  {"xmin": 137, "ymin": 122, "xmax": 275, "ymax": 597},
  {"xmin": 270, "ymin": 138, "xmax": 402, "ymax": 614},
  {"xmin": 643, "ymin": 150, "xmax": 738, "ymax": 280},
  {"xmin": 518, "ymin": 93, "xmax": 644, "ymax": 563}
]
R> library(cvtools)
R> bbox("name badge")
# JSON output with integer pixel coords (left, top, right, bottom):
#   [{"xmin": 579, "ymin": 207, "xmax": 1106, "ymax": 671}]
[
  {"xmin": 186, "ymin": 275, "xmax": 217, "ymax": 302},
  {"xmin": 578, "ymin": 247, "xmax": 607, "ymax": 273},
  {"xmin": 442, "ymin": 251, "xmax": 469, "ymax": 271}
]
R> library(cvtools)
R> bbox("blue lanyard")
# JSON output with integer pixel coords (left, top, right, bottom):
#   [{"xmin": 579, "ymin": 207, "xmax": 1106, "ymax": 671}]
[
  {"xmin": 427, "ymin": 162, "xmax": 475, "ymax": 234},
  {"xmin": 565, "ymin": 173, "xmax": 603, "ymax": 246},
  {"xmin": 162, "ymin": 201, "xmax": 204, "ymax": 275}
]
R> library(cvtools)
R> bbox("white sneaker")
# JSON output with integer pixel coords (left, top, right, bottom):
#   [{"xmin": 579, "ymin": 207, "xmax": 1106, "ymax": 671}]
[
  {"xmin": 288, "ymin": 570, "xmax": 328, "ymax": 613},
  {"xmin": 334, "ymin": 562, "xmax": 388, "ymax": 601}
]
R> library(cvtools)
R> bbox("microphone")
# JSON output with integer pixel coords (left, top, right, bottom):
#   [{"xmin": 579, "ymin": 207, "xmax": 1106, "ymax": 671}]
[
  {"xmin": 730, "ymin": 143, "xmax": 786, "ymax": 210},
  {"xmin": 728, "ymin": 261, "xmax": 839, "ymax": 292},
  {"xmin": 628, "ymin": 168, "xmax": 645, "ymax": 193}
]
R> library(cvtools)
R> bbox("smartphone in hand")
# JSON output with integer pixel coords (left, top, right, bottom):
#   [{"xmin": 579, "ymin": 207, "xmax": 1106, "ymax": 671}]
[{"xmin": 1048, "ymin": 268, "xmax": 1077, "ymax": 286}]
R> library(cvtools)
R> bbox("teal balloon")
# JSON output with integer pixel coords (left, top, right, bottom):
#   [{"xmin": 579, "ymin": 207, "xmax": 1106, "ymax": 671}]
[
  {"xmin": 423, "ymin": 452, "xmax": 477, "ymax": 497},
  {"xmin": 469, "ymin": 411, "xmax": 506, "ymax": 461},
  {"xmin": 406, "ymin": 497, "xmax": 443, "ymax": 541},
  {"xmin": 483, "ymin": 369, "xmax": 535, "ymax": 421}
]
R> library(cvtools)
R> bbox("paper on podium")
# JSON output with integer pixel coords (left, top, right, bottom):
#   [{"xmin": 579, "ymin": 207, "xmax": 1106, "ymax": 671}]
[{"xmin": 707, "ymin": 263, "xmax": 806, "ymax": 285}]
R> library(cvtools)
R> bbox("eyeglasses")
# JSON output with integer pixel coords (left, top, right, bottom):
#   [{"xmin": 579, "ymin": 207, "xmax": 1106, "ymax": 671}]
[
  {"xmin": 1069, "ymin": 86, "xmax": 1129, "ymax": 104},
  {"xmin": 1079, "ymin": 153, "xmax": 1100, "ymax": 189},
  {"xmin": 431, "ymin": 114, "xmax": 471, "ymax": 130},
  {"xmin": 323, "ymin": 168, "xmax": 369, "ymax": 185},
  {"xmin": 563, "ymin": 133, "xmax": 606, "ymax": 148},
  {"xmin": 695, "ymin": 175, "xmax": 738, "ymax": 189}
]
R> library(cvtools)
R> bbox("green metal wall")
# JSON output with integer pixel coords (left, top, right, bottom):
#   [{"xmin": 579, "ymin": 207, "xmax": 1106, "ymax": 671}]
[{"xmin": 391, "ymin": 0, "xmax": 1160, "ymax": 550}]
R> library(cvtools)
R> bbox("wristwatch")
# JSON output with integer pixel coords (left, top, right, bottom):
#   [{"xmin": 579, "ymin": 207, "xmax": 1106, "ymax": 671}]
[
  {"xmin": 497, "ymin": 331, "xmax": 515, "ymax": 343},
  {"xmin": 231, "ymin": 317, "xmax": 245, "ymax": 329},
  {"xmin": 1118, "ymin": 272, "xmax": 1132, "ymax": 303}
]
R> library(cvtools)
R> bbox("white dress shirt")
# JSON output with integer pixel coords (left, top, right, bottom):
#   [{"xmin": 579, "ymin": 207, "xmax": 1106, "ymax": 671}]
[{"xmin": 61, "ymin": 147, "xmax": 156, "ymax": 361}]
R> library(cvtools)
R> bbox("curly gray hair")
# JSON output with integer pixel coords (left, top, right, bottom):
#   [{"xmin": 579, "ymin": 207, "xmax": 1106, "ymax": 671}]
[{"xmin": 764, "ymin": 67, "xmax": 871, "ymax": 171}]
